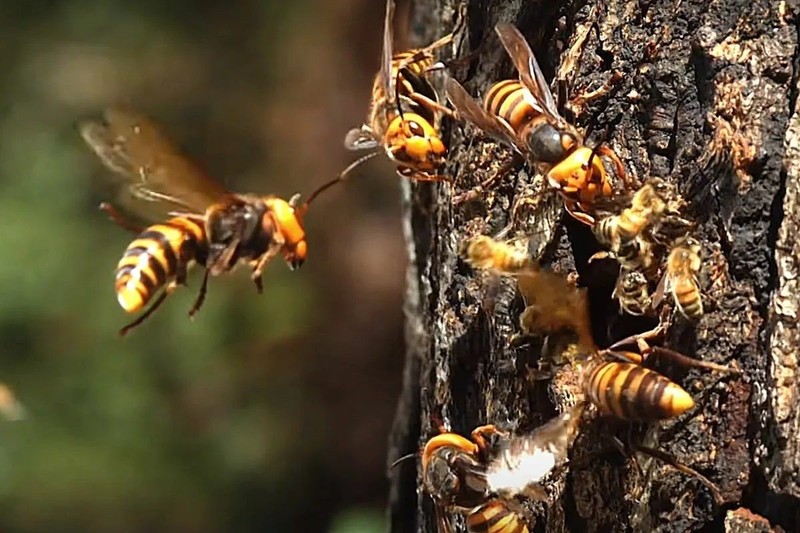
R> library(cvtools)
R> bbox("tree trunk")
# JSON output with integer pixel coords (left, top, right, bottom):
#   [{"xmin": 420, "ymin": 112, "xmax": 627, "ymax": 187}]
[{"xmin": 388, "ymin": 0, "xmax": 800, "ymax": 532}]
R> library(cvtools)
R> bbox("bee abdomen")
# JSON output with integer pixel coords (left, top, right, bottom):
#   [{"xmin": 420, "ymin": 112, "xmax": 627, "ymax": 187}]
[
  {"xmin": 114, "ymin": 217, "xmax": 206, "ymax": 312},
  {"xmin": 584, "ymin": 362, "xmax": 694, "ymax": 421},
  {"xmin": 467, "ymin": 499, "xmax": 529, "ymax": 533},
  {"xmin": 673, "ymin": 279, "xmax": 703, "ymax": 320},
  {"xmin": 593, "ymin": 217, "xmax": 616, "ymax": 248}
]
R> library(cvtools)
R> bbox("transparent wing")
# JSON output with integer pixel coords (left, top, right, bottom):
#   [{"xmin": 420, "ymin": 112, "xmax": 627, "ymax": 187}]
[
  {"xmin": 80, "ymin": 104, "xmax": 228, "ymax": 215},
  {"xmin": 446, "ymin": 77, "xmax": 521, "ymax": 151},
  {"xmin": 344, "ymin": 127, "xmax": 380, "ymax": 151},
  {"xmin": 380, "ymin": 0, "xmax": 397, "ymax": 102},
  {"xmin": 495, "ymin": 23, "xmax": 563, "ymax": 121}
]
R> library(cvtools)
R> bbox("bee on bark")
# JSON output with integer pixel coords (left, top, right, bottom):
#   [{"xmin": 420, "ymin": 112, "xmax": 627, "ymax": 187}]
[
  {"xmin": 655, "ymin": 237, "xmax": 704, "ymax": 321},
  {"xmin": 81, "ymin": 105, "xmax": 337, "ymax": 335},
  {"xmin": 613, "ymin": 268, "xmax": 652, "ymax": 316},
  {"xmin": 446, "ymin": 23, "xmax": 627, "ymax": 225},
  {"xmin": 344, "ymin": 0, "xmax": 453, "ymax": 182},
  {"xmin": 592, "ymin": 180, "xmax": 667, "ymax": 270}
]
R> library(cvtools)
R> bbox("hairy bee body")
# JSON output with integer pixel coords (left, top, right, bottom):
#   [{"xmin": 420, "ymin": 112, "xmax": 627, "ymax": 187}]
[
  {"xmin": 593, "ymin": 182, "xmax": 666, "ymax": 269},
  {"xmin": 664, "ymin": 239, "xmax": 703, "ymax": 321},
  {"xmin": 115, "ymin": 216, "xmax": 207, "ymax": 313},
  {"xmin": 583, "ymin": 361, "xmax": 694, "ymax": 421},
  {"xmin": 465, "ymin": 235, "xmax": 533, "ymax": 273},
  {"xmin": 466, "ymin": 500, "xmax": 529, "ymax": 533},
  {"xmin": 613, "ymin": 269, "xmax": 651, "ymax": 316}
]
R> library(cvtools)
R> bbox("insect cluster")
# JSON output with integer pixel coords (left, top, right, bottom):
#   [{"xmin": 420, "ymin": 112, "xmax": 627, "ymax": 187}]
[{"xmin": 80, "ymin": 0, "xmax": 744, "ymax": 530}]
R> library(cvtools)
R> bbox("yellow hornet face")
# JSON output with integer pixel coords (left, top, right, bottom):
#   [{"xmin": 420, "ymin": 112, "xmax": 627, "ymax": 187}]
[
  {"xmin": 385, "ymin": 113, "xmax": 447, "ymax": 170},
  {"xmin": 263, "ymin": 197, "xmax": 307, "ymax": 270},
  {"xmin": 547, "ymin": 146, "xmax": 613, "ymax": 204}
]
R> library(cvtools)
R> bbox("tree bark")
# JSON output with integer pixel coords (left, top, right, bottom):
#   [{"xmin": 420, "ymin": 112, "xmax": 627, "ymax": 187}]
[{"xmin": 388, "ymin": 0, "xmax": 800, "ymax": 532}]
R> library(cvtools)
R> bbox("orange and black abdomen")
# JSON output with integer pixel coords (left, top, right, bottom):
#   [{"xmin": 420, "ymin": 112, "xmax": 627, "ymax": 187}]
[
  {"xmin": 672, "ymin": 277, "xmax": 703, "ymax": 321},
  {"xmin": 114, "ymin": 217, "xmax": 207, "ymax": 313},
  {"xmin": 484, "ymin": 80, "xmax": 537, "ymax": 133},
  {"xmin": 467, "ymin": 500, "xmax": 529, "ymax": 533},
  {"xmin": 584, "ymin": 361, "xmax": 694, "ymax": 421},
  {"xmin": 392, "ymin": 50, "xmax": 436, "ymax": 79}
]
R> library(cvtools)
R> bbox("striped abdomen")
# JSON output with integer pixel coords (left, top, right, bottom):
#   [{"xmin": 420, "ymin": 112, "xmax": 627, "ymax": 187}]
[
  {"xmin": 393, "ymin": 50, "xmax": 436, "ymax": 79},
  {"xmin": 115, "ymin": 217, "xmax": 207, "ymax": 312},
  {"xmin": 672, "ymin": 276, "xmax": 703, "ymax": 321},
  {"xmin": 593, "ymin": 216, "xmax": 618, "ymax": 249},
  {"xmin": 483, "ymin": 80, "xmax": 538, "ymax": 133},
  {"xmin": 583, "ymin": 361, "xmax": 694, "ymax": 421},
  {"xmin": 467, "ymin": 499, "xmax": 529, "ymax": 533},
  {"xmin": 369, "ymin": 53, "xmax": 439, "ymax": 132},
  {"xmin": 615, "ymin": 209, "xmax": 650, "ymax": 243}
]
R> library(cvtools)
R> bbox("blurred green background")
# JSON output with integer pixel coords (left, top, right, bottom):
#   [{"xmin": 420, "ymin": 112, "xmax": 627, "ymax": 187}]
[{"xmin": 0, "ymin": 1, "xmax": 412, "ymax": 531}]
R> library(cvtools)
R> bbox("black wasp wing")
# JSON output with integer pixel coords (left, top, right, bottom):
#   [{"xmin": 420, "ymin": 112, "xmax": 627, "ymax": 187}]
[
  {"xmin": 494, "ymin": 23, "xmax": 564, "ymax": 124},
  {"xmin": 445, "ymin": 77, "xmax": 521, "ymax": 152},
  {"xmin": 80, "ymin": 104, "xmax": 229, "ymax": 216}
]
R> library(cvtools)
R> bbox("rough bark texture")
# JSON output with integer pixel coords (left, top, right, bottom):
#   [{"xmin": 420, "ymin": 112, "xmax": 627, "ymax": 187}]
[{"xmin": 388, "ymin": 0, "xmax": 800, "ymax": 531}]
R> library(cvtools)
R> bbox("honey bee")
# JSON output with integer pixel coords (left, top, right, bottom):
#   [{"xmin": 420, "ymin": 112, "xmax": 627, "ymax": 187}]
[
  {"xmin": 422, "ymin": 405, "xmax": 585, "ymax": 533},
  {"xmin": 656, "ymin": 237, "xmax": 704, "ymax": 321},
  {"xmin": 446, "ymin": 23, "xmax": 626, "ymax": 225},
  {"xmin": 344, "ymin": 0, "xmax": 453, "ymax": 182},
  {"xmin": 464, "ymin": 235, "xmax": 534, "ymax": 274},
  {"xmin": 81, "ymin": 105, "xmax": 336, "ymax": 336},
  {"xmin": 593, "ymin": 181, "xmax": 667, "ymax": 269},
  {"xmin": 613, "ymin": 268, "xmax": 652, "ymax": 316}
]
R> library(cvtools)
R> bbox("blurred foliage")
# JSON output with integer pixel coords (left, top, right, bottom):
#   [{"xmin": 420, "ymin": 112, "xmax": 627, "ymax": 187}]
[{"xmin": 0, "ymin": 0, "xmax": 408, "ymax": 531}]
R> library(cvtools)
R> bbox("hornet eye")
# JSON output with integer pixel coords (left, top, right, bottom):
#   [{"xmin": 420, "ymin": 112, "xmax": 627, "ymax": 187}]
[{"xmin": 407, "ymin": 121, "xmax": 425, "ymax": 137}]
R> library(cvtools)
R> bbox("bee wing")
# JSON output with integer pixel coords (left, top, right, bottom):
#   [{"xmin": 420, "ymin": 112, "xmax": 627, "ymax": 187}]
[
  {"xmin": 80, "ymin": 104, "xmax": 229, "ymax": 216},
  {"xmin": 494, "ymin": 23, "xmax": 563, "ymax": 122},
  {"xmin": 445, "ymin": 77, "xmax": 521, "ymax": 152},
  {"xmin": 344, "ymin": 127, "xmax": 380, "ymax": 151},
  {"xmin": 651, "ymin": 270, "xmax": 671, "ymax": 309},
  {"xmin": 379, "ymin": 0, "xmax": 397, "ymax": 103}
]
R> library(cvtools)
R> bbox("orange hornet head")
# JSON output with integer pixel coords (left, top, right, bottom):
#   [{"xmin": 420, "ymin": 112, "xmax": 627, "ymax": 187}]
[
  {"xmin": 546, "ymin": 146, "xmax": 614, "ymax": 204},
  {"xmin": 421, "ymin": 432, "xmax": 487, "ymax": 507},
  {"xmin": 385, "ymin": 113, "xmax": 446, "ymax": 170},
  {"xmin": 264, "ymin": 197, "xmax": 307, "ymax": 270}
]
